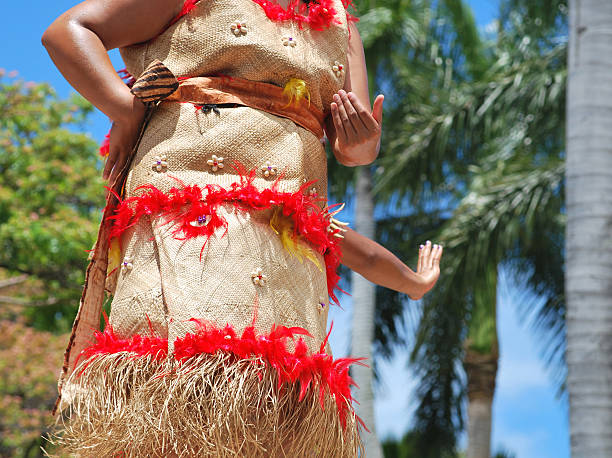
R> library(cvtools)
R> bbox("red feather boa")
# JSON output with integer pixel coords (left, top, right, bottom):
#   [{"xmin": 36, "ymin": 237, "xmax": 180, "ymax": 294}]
[
  {"xmin": 105, "ymin": 165, "xmax": 346, "ymax": 305},
  {"xmin": 171, "ymin": 0, "xmax": 357, "ymax": 31},
  {"xmin": 74, "ymin": 312, "xmax": 366, "ymax": 430}
]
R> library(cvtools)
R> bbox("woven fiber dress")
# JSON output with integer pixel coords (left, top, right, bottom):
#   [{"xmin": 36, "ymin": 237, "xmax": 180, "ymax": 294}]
[{"xmin": 47, "ymin": 0, "xmax": 365, "ymax": 456}]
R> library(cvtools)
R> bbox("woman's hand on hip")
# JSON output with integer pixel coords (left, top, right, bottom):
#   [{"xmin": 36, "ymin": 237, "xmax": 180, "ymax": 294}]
[
  {"xmin": 103, "ymin": 96, "xmax": 147, "ymax": 184},
  {"xmin": 330, "ymin": 90, "xmax": 384, "ymax": 165}
]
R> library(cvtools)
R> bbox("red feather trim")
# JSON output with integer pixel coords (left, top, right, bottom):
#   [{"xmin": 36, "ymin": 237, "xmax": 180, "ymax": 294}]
[
  {"xmin": 106, "ymin": 165, "xmax": 345, "ymax": 304},
  {"xmin": 252, "ymin": 0, "xmax": 357, "ymax": 31},
  {"xmin": 341, "ymin": 0, "xmax": 359, "ymax": 23},
  {"xmin": 169, "ymin": 0, "xmax": 357, "ymax": 31},
  {"xmin": 153, "ymin": 0, "xmax": 356, "ymax": 47},
  {"xmin": 170, "ymin": 0, "xmax": 200, "ymax": 25},
  {"xmin": 74, "ymin": 317, "xmax": 367, "ymax": 430}
]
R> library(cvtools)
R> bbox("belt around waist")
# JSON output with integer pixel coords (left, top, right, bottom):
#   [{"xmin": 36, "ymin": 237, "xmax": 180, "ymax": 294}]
[{"xmin": 130, "ymin": 60, "xmax": 326, "ymax": 139}]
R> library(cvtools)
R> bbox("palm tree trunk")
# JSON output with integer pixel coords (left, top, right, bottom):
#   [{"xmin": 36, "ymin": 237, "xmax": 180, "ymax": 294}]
[
  {"xmin": 463, "ymin": 344, "xmax": 498, "ymax": 458},
  {"xmin": 566, "ymin": 1, "xmax": 612, "ymax": 456},
  {"xmin": 351, "ymin": 166, "xmax": 383, "ymax": 458}
]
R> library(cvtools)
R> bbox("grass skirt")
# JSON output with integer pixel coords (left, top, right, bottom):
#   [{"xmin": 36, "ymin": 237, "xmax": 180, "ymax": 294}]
[{"xmin": 44, "ymin": 317, "xmax": 364, "ymax": 457}]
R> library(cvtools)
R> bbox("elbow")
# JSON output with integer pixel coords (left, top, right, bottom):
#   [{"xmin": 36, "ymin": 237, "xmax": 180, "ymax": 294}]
[
  {"xmin": 41, "ymin": 20, "xmax": 63, "ymax": 50},
  {"xmin": 42, "ymin": 15, "xmax": 79, "ymax": 52},
  {"xmin": 41, "ymin": 27, "xmax": 52, "ymax": 49}
]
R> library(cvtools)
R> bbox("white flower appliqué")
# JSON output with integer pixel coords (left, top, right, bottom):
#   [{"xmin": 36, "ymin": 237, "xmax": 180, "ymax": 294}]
[
  {"xmin": 121, "ymin": 257, "xmax": 133, "ymax": 272},
  {"xmin": 261, "ymin": 161, "xmax": 278, "ymax": 178},
  {"xmin": 251, "ymin": 268, "xmax": 268, "ymax": 286},
  {"xmin": 207, "ymin": 155, "xmax": 224, "ymax": 172},
  {"xmin": 332, "ymin": 61, "xmax": 344, "ymax": 77},
  {"xmin": 231, "ymin": 21, "xmax": 247, "ymax": 36},
  {"xmin": 189, "ymin": 215, "xmax": 210, "ymax": 227},
  {"xmin": 282, "ymin": 36, "xmax": 296, "ymax": 47},
  {"xmin": 152, "ymin": 154, "xmax": 168, "ymax": 173}
]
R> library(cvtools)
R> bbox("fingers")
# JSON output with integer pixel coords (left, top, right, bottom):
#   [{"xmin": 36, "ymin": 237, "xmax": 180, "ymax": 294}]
[
  {"xmin": 432, "ymin": 244, "xmax": 443, "ymax": 268},
  {"xmin": 417, "ymin": 244, "xmax": 425, "ymax": 272},
  {"xmin": 337, "ymin": 91, "xmax": 363, "ymax": 138},
  {"xmin": 331, "ymin": 102, "xmax": 348, "ymax": 144},
  {"xmin": 108, "ymin": 149, "xmax": 129, "ymax": 186},
  {"xmin": 331, "ymin": 90, "xmax": 384, "ymax": 144},
  {"xmin": 347, "ymin": 92, "xmax": 379, "ymax": 131},
  {"xmin": 333, "ymin": 93, "xmax": 357, "ymax": 138},
  {"xmin": 103, "ymin": 150, "xmax": 118, "ymax": 182},
  {"xmin": 372, "ymin": 94, "xmax": 384, "ymax": 124},
  {"xmin": 418, "ymin": 241, "xmax": 443, "ymax": 271},
  {"xmin": 422, "ymin": 240, "xmax": 432, "ymax": 267}
]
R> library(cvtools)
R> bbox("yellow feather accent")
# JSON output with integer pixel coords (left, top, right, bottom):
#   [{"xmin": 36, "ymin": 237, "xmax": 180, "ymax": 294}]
[
  {"xmin": 270, "ymin": 208, "xmax": 322, "ymax": 271},
  {"xmin": 107, "ymin": 237, "xmax": 121, "ymax": 275},
  {"xmin": 282, "ymin": 78, "xmax": 311, "ymax": 107}
]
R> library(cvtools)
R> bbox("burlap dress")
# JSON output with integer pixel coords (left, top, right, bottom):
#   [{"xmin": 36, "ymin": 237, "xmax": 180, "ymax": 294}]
[{"xmin": 47, "ymin": 0, "xmax": 364, "ymax": 456}]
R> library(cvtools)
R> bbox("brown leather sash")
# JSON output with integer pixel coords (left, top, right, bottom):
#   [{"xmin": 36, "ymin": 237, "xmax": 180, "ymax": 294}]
[{"xmin": 165, "ymin": 76, "xmax": 326, "ymax": 139}]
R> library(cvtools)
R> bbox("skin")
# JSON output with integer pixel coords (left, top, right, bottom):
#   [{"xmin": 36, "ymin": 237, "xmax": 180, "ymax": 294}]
[{"xmin": 42, "ymin": 0, "xmax": 442, "ymax": 300}]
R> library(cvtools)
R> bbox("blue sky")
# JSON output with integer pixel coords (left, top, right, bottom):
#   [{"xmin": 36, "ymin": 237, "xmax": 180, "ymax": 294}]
[{"xmin": 1, "ymin": 1, "xmax": 569, "ymax": 457}]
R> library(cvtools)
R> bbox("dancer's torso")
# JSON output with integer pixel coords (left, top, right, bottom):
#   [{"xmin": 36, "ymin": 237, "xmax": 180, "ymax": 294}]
[
  {"xmin": 120, "ymin": 0, "xmax": 351, "ymax": 199},
  {"xmin": 108, "ymin": 0, "xmax": 353, "ymax": 351}
]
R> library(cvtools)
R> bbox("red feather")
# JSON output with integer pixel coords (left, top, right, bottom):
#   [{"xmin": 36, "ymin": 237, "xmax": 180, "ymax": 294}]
[
  {"xmin": 75, "ymin": 316, "xmax": 365, "ymax": 430},
  {"xmin": 105, "ymin": 167, "xmax": 346, "ymax": 303}
]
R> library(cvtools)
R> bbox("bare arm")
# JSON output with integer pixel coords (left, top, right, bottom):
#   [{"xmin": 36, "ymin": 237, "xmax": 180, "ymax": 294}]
[
  {"xmin": 325, "ymin": 22, "xmax": 384, "ymax": 166},
  {"xmin": 41, "ymin": 0, "xmax": 183, "ymax": 183},
  {"xmin": 339, "ymin": 228, "xmax": 443, "ymax": 300}
]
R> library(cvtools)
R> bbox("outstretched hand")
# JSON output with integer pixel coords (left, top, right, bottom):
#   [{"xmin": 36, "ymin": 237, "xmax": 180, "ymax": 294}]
[
  {"xmin": 330, "ymin": 89, "xmax": 383, "ymax": 160},
  {"xmin": 408, "ymin": 240, "xmax": 443, "ymax": 300}
]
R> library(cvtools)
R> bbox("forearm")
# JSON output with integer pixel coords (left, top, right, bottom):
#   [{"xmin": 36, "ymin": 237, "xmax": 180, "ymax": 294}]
[
  {"xmin": 42, "ymin": 20, "xmax": 137, "ymax": 123},
  {"xmin": 339, "ymin": 228, "xmax": 422, "ymax": 297},
  {"xmin": 42, "ymin": 0, "xmax": 182, "ymax": 123}
]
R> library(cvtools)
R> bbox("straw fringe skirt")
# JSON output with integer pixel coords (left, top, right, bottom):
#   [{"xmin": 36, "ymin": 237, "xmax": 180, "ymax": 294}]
[
  {"xmin": 44, "ymin": 175, "xmax": 363, "ymax": 457},
  {"xmin": 44, "ymin": 99, "xmax": 363, "ymax": 456},
  {"xmin": 45, "ymin": 345, "xmax": 363, "ymax": 457}
]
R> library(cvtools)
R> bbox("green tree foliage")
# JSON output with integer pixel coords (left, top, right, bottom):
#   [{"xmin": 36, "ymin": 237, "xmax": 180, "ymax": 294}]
[
  {"xmin": 328, "ymin": 0, "xmax": 568, "ymax": 448},
  {"xmin": 0, "ymin": 74, "xmax": 103, "ymax": 332},
  {"xmin": 360, "ymin": 1, "xmax": 567, "ymax": 454},
  {"xmin": 0, "ymin": 311, "xmax": 67, "ymax": 457}
]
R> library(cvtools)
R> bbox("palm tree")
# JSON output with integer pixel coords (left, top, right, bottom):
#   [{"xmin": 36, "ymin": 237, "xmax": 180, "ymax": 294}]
[
  {"xmin": 372, "ymin": 2, "xmax": 568, "ymax": 456},
  {"xmin": 346, "ymin": 1, "xmax": 504, "ymax": 456},
  {"xmin": 566, "ymin": 0, "xmax": 612, "ymax": 456},
  {"xmin": 330, "ymin": 2, "xmax": 444, "ymax": 456},
  {"xmin": 351, "ymin": 167, "xmax": 381, "ymax": 457}
]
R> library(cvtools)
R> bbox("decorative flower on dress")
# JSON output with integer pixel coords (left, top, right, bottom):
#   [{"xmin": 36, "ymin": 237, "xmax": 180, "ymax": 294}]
[
  {"xmin": 121, "ymin": 256, "xmax": 133, "ymax": 272},
  {"xmin": 261, "ymin": 161, "xmax": 278, "ymax": 178},
  {"xmin": 282, "ymin": 36, "xmax": 296, "ymax": 47},
  {"xmin": 207, "ymin": 155, "xmax": 224, "ymax": 172},
  {"xmin": 231, "ymin": 21, "xmax": 247, "ymax": 36},
  {"xmin": 152, "ymin": 154, "xmax": 168, "ymax": 173},
  {"xmin": 308, "ymin": 187, "xmax": 318, "ymax": 197},
  {"xmin": 251, "ymin": 268, "xmax": 268, "ymax": 286},
  {"xmin": 318, "ymin": 297, "xmax": 327, "ymax": 314},
  {"xmin": 332, "ymin": 61, "xmax": 345, "ymax": 77},
  {"xmin": 189, "ymin": 214, "xmax": 210, "ymax": 227}
]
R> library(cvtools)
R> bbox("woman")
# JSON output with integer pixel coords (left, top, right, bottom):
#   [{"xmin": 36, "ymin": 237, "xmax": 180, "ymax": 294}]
[{"xmin": 42, "ymin": 0, "xmax": 443, "ymax": 456}]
